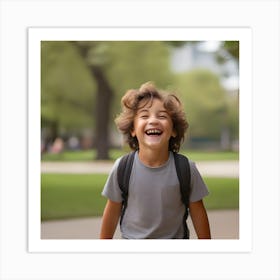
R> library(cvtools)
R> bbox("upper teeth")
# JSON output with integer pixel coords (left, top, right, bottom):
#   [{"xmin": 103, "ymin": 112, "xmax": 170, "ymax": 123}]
[{"xmin": 146, "ymin": 129, "xmax": 161, "ymax": 135}]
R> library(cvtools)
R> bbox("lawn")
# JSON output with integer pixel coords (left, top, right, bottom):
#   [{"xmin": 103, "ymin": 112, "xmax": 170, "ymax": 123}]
[
  {"xmin": 41, "ymin": 174, "xmax": 107, "ymax": 220},
  {"xmin": 41, "ymin": 149, "xmax": 238, "ymax": 162},
  {"xmin": 41, "ymin": 173, "xmax": 239, "ymax": 221}
]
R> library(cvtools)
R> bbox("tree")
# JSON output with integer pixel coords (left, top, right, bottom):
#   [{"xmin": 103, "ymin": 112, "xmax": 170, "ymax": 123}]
[
  {"xmin": 104, "ymin": 41, "xmax": 174, "ymax": 115},
  {"xmin": 71, "ymin": 41, "xmax": 173, "ymax": 159},
  {"xmin": 171, "ymin": 41, "xmax": 239, "ymax": 150},
  {"xmin": 41, "ymin": 41, "xmax": 95, "ymax": 145},
  {"xmin": 176, "ymin": 69, "xmax": 228, "ymax": 142},
  {"xmin": 71, "ymin": 42, "xmax": 114, "ymax": 160},
  {"xmin": 217, "ymin": 41, "xmax": 239, "ymax": 62}
]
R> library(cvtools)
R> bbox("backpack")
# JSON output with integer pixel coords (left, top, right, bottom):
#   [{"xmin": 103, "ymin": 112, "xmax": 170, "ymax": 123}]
[{"xmin": 117, "ymin": 151, "xmax": 191, "ymax": 239}]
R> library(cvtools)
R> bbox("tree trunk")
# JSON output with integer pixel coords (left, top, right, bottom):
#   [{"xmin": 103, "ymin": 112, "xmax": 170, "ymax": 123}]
[
  {"xmin": 72, "ymin": 42, "xmax": 113, "ymax": 160},
  {"xmin": 90, "ymin": 66, "xmax": 113, "ymax": 160}
]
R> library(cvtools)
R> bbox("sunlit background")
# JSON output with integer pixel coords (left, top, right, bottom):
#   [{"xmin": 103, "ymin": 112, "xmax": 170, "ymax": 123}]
[{"xmin": 41, "ymin": 41, "xmax": 239, "ymax": 160}]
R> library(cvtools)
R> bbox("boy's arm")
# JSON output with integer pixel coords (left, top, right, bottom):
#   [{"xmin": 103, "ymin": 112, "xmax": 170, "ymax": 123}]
[
  {"xmin": 189, "ymin": 199, "xmax": 211, "ymax": 239},
  {"xmin": 100, "ymin": 199, "xmax": 122, "ymax": 239}
]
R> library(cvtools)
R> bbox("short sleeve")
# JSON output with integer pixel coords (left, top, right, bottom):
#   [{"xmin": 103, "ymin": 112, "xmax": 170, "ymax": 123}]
[
  {"xmin": 101, "ymin": 157, "xmax": 123, "ymax": 203},
  {"xmin": 189, "ymin": 161, "xmax": 209, "ymax": 202}
]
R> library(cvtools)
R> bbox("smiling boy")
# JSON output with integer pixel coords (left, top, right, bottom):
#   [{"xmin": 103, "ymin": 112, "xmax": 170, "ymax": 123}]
[
  {"xmin": 132, "ymin": 98, "xmax": 176, "ymax": 167},
  {"xmin": 100, "ymin": 82, "xmax": 211, "ymax": 239}
]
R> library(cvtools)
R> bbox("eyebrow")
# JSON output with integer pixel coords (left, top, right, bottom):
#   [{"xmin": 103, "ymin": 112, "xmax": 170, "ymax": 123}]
[
  {"xmin": 137, "ymin": 109, "xmax": 168, "ymax": 114},
  {"xmin": 137, "ymin": 109, "xmax": 149, "ymax": 114}
]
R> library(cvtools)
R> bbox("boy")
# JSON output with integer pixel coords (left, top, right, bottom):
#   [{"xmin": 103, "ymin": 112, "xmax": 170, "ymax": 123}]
[{"xmin": 100, "ymin": 82, "xmax": 211, "ymax": 239}]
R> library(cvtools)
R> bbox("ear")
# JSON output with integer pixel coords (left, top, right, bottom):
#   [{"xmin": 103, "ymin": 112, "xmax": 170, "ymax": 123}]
[
  {"xmin": 131, "ymin": 128, "xmax": 136, "ymax": 137},
  {"xmin": 171, "ymin": 129, "xmax": 177, "ymax": 138}
]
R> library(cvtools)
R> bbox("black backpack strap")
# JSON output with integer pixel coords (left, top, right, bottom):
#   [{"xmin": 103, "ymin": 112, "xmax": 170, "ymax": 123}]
[
  {"xmin": 173, "ymin": 152, "xmax": 191, "ymax": 239},
  {"xmin": 117, "ymin": 151, "xmax": 136, "ymax": 225}
]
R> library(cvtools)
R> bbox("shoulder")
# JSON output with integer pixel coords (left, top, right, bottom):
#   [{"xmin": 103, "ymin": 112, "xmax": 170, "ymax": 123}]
[
  {"xmin": 111, "ymin": 156, "xmax": 122, "ymax": 171},
  {"xmin": 116, "ymin": 151, "xmax": 136, "ymax": 169},
  {"xmin": 111, "ymin": 152, "xmax": 137, "ymax": 179},
  {"xmin": 174, "ymin": 153, "xmax": 202, "ymax": 177},
  {"xmin": 188, "ymin": 159, "xmax": 202, "ymax": 178},
  {"xmin": 188, "ymin": 159, "xmax": 198, "ymax": 170},
  {"xmin": 173, "ymin": 152, "xmax": 195, "ymax": 169}
]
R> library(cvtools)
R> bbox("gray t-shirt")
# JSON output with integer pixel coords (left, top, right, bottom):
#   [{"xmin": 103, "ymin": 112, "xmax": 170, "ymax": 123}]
[{"xmin": 102, "ymin": 152, "xmax": 209, "ymax": 239}]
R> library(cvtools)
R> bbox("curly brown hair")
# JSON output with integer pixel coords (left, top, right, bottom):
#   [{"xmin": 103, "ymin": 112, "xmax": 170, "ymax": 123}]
[{"xmin": 115, "ymin": 82, "xmax": 189, "ymax": 152}]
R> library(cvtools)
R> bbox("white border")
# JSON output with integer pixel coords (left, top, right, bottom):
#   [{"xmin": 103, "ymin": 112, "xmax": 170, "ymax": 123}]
[
  {"xmin": 28, "ymin": 27, "xmax": 252, "ymax": 253},
  {"xmin": 1, "ymin": 1, "xmax": 279, "ymax": 279}
]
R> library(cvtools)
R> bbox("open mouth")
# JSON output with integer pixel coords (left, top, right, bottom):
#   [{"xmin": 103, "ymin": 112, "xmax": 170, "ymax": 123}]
[{"xmin": 145, "ymin": 129, "xmax": 163, "ymax": 136}]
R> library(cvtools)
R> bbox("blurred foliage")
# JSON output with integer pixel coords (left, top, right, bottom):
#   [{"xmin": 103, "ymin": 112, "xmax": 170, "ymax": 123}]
[
  {"xmin": 223, "ymin": 41, "xmax": 239, "ymax": 60},
  {"xmin": 41, "ymin": 41, "xmax": 96, "ymax": 131},
  {"xmin": 216, "ymin": 41, "xmax": 239, "ymax": 64},
  {"xmin": 105, "ymin": 41, "xmax": 174, "ymax": 115},
  {"xmin": 176, "ymin": 69, "xmax": 230, "ymax": 139}
]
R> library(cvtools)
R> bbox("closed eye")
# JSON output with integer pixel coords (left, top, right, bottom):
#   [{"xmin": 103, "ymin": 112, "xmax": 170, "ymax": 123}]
[
  {"xmin": 139, "ymin": 115, "xmax": 149, "ymax": 119},
  {"xmin": 158, "ymin": 110, "xmax": 169, "ymax": 119}
]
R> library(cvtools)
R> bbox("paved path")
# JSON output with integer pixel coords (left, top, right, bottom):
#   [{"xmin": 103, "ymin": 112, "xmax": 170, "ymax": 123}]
[
  {"xmin": 41, "ymin": 210, "xmax": 239, "ymax": 239},
  {"xmin": 41, "ymin": 160, "xmax": 239, "ymax": 178}
]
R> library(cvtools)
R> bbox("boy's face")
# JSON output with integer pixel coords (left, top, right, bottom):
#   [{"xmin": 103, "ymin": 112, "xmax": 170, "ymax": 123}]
[{"xmin": 131, "ymin": 98, "xmax": 176, "ymax": 151}]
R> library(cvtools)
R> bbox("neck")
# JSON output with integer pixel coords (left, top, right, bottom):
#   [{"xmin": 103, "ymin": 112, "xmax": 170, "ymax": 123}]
[{"xmin": 138, "ymin": 148, "xmax": 169, "ymax": 167}]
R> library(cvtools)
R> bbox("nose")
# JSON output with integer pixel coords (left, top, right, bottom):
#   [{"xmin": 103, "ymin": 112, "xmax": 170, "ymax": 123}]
[{"xmin": 148, "ymin": 115, "xmax": 159, "ymax": 125}]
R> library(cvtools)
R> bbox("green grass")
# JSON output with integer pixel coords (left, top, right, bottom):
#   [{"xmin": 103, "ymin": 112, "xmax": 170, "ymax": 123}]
[
  {"xmin": 41, "ymin": 174, "xmax": 239, "ymax": 221},
  {"xmin": 41, "ymin": 149, "xmax": 238, "ymax": 162},
  {"xmin": 203, "ymin": 178, "xmax": 239, "ymax": 210},
  {"xmin": 182, "ymin": 151, "xmax": 238, "ymax": 162},
  {"xmin": 41, "ymin": 174, "xmax": 108, "ymax": 220}
]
